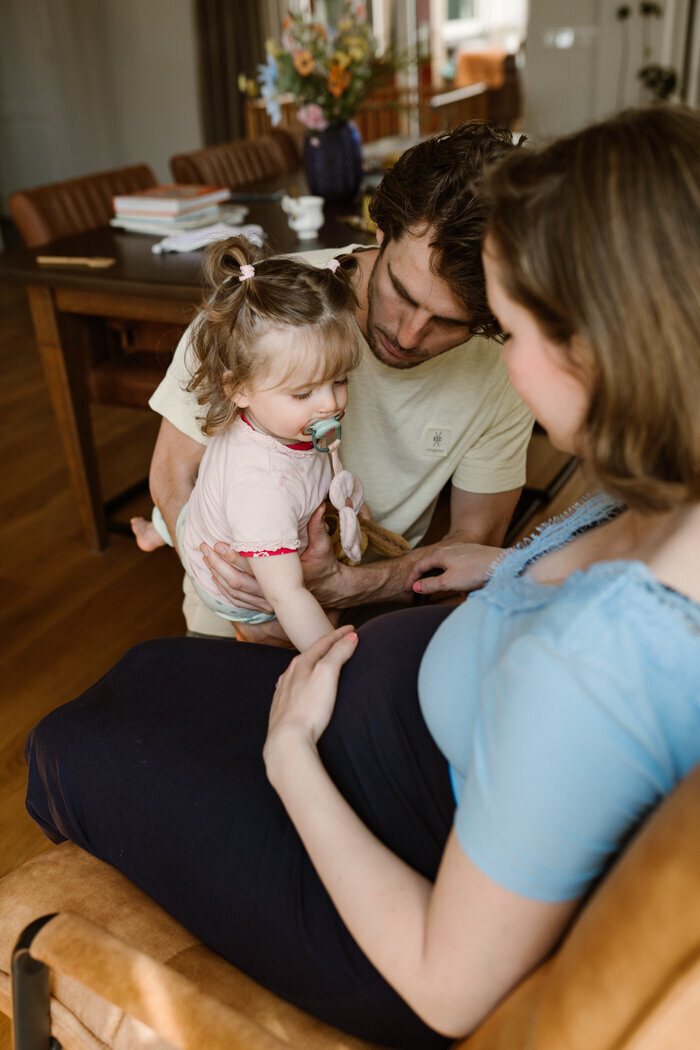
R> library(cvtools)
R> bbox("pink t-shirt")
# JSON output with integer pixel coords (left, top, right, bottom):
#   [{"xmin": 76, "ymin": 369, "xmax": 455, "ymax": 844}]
[{"xmin": 181, "ymin": 416, "xmax": 331, "ymax": 605}]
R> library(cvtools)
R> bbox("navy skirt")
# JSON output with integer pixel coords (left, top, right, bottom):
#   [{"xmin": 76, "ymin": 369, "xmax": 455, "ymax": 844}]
[{"xmin": 26, "ymin": 606, "xmax": 456, "ymax": 1049}]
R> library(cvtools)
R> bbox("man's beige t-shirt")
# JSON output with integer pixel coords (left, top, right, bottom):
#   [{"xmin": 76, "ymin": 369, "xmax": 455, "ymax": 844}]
[
  {"xmin": 150, "ymin": 244, "xmax": 533, "ymax": 547},
  {"xmin": 149, "ymin": 244, "xmax": 532, "ymax": 633}
]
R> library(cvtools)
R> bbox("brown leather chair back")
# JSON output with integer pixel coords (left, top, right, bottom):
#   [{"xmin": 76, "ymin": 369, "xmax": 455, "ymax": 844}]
[
  {"xmin": 8, "ymin": 163, "xmax": 178, "ymax": 412},
  {"xmin": 169, "ymin": 131, "xmax": 300, "ymax": 189},
  {"xmin": 8, "ymin": 164, "xmax": 158, "ymax": 248}
]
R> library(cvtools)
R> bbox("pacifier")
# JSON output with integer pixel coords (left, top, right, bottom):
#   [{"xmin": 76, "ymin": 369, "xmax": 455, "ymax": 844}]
[
  {"xmin": 303, "ymin": 411, "xmax": 364, "ymax": 563},
  {"xmin": 303, "ymin": 411, "xmax": 344, "ymax": 452}
]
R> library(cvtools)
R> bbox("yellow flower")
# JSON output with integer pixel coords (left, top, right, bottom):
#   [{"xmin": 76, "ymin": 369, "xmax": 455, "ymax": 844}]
[
  {"xmin": 265, "ymin": 37, "xmax": 279, "ymax": 55},
  {"xmin": 237, "ymin": 74, "xmax": 257, "ymax": 97},
  {"xmin": 333, "ymin": 50, "xmax": 351, "ymax": 70},
  {"xmin": 327, "ymin": 63, "xmax": 352, "ymax": 98},
  {"xmin": 343, "ymin": 35, "xmax": 367, "ymax": 56},
  {"xmin": 293, "ymin": 49, "xmax": 315, "ymax": 76},
  {"xmin": 338, "ymin": 18, "xmax": 353, "ymax": 32}
]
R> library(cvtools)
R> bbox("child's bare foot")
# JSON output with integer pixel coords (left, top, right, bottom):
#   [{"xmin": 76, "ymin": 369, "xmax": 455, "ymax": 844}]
[{"xmin": 131, "ymin": 517, "xmax": 166, "ymax": 552}]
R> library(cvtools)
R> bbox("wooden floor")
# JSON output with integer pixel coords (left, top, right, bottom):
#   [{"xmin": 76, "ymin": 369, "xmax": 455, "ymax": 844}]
[
  {"xmin": 0, "ymin": 267, "xmax": 588, "ymax": 1049},
  {"xmin": 0, "ymin": 274, "xmax": 188, "ymax": 1049}
]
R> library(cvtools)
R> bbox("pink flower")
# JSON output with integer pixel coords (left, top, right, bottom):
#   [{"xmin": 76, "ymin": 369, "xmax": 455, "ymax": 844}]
[{"xmin": 297, "ymin": 104, "xmax": 329, "ymax": 131}]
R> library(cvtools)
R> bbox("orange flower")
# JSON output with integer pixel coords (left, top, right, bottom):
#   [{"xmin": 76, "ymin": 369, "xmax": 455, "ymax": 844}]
[
  {"xmin": 282, "ymin": 16, "xmax": 293, "ymax": 29},
  {"xmin": 293, "ymin": 49, "xmax": 315, "ymax": 76},
  {"xmin": 327, "ymin": 63, "xmax": 351, "ymax": 98}
]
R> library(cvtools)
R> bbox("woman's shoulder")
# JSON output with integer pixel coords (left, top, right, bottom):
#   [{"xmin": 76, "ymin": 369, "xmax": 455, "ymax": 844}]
[{"xmin": 647, "ymin": 503, "xmax": 700, "ymax": 605}]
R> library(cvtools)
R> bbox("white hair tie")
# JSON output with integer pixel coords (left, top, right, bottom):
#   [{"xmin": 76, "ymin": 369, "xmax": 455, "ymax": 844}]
[
  {"xmin": 239, "ymin": 264, "xmax": 255, "ymax": 282},
  {"xmin": 325, "ymin": 258, "xmax": 340, "ymax": 273}
]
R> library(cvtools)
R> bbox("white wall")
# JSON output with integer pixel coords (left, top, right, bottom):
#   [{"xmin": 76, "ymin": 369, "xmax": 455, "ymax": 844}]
[
  {"xmin": 0, "ymin": 0, "xmax": 204, "ymax": 212},
  {"xmin": 524, "ymin": 0, "xmax": 694, "ymax": 140}
]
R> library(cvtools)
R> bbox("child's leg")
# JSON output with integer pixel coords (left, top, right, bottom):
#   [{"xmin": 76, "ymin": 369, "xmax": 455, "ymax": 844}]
[{"xmin": 131, "ymin": 506, "xmax": 172, "ymax": 552}]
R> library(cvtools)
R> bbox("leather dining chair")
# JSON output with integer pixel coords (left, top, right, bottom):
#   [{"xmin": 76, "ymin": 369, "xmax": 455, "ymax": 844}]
[
  {"xmin": 169, "ymin": 130, "xmax": 301, "ymax": 188},
  {"xmin": 2, "ymin": 760, "xmax": 700, "ymax": 1049},
  {"xmin": 8, "ymin": 165, "xmax": 183, "ymax": 542}
]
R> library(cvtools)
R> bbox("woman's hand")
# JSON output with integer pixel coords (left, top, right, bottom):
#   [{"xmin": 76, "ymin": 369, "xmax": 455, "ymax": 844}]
[
  {"xmin": 405, "ymin": 543, "xmax": 502, "ymax": 597},
  {"xmin": 264, "ymin": 626, "xmax": 358, "ymax": 782}
]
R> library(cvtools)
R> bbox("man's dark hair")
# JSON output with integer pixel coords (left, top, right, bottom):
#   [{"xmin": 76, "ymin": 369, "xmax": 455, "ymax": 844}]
[{"xmin": 369, "ymin": 121, "xmax": 519, "ymax": 338}]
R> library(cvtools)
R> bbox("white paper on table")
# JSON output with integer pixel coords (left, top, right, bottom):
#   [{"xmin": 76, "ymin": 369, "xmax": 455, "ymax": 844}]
[{"xmin": 151, "ymin": 223, "xmax": 265, "ymax": 254}]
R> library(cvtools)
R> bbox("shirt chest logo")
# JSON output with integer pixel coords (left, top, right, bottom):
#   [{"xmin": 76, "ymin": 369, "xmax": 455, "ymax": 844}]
[{"xmin": 422, "ymin": 426, "xmax": 451, "ymax": 458}]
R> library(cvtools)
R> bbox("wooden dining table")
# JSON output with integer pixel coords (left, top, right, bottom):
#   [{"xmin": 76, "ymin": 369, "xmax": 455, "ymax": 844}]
[{"xmin": 0, "ymin": 175, "xmax": 378, "ymax": 550}]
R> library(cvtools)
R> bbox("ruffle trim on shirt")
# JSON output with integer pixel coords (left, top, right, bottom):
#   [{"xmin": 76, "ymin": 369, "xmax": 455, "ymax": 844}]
[
  {"xmin": 238, "ymin": 547, "xmax": 298, "ymax": 557},
  {"xmin": 231, "ymin": 540, "xmax": 301, "ymax": 556},
  {"xmin": 478, "ymin": 491, "xmax": 700, "ymax": 628},
  {"xmin": 488, "ymin": 491, "xmax": 625, "ymax": 582}
]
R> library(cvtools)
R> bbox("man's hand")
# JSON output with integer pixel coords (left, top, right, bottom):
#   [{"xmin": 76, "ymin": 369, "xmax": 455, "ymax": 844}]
[
  {"xmin": 201, "ymin": 504, "xmax": 343, "ymax": 613},
  {"xmin": 200, "ymin": 543, "xmax": 274, "ymax": 613},
  {"xmin": 405, "ymin": 543, "xmax": 502, "ymax": 598},
  {"xmin": 298, "ymin": 504, "xmax": 347, "ymax": 603}
]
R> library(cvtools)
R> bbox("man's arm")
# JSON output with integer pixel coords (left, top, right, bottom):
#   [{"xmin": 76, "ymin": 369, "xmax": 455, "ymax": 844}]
[
  {"xmin": 202, "ymin": 485, "xmax": 520, "ymax": 611},
  {"xmin": 149, "ymin": 419, "xmax": 206, "ymax": 550},
  {"xmin": 304, "ymin": 485, "xmax": 520, "ymax": 608}
]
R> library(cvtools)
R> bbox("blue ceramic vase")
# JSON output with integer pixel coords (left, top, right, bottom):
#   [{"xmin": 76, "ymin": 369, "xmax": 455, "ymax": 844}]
[{"xmin": 303, "ymin": 121, "xmax": 363, "ymax": 203}]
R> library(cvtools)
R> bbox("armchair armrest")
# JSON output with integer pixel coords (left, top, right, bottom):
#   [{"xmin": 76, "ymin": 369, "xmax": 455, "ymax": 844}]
[{"xmin": 13, "ymin": 912, "xmax": 288, "ymax": 1050}]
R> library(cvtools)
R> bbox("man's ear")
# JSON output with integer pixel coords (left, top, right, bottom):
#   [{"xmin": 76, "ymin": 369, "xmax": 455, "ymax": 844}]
[{"xmin": 375, "ymin": 227, "xmax": 384, "ymax": 247}]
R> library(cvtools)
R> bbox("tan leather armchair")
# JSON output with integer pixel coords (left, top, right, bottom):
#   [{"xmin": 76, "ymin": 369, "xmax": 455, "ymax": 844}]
[{"xmin": 1, "ymin": 762, "xmax": 699, "ymax": 1049}]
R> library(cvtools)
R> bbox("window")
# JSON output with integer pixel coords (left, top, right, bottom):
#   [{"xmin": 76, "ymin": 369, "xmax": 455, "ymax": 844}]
[{"xmin": 447, "ymin": 0, "xmax": 476, "ymax": 18}]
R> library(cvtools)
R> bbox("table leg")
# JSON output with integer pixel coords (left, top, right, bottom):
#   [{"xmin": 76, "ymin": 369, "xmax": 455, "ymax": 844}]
[{"xmin": 27, "ymin": 285, "xmax": 108, "ymax": 551}]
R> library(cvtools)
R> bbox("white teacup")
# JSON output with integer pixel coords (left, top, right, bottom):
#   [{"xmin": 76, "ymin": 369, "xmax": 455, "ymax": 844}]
[{"xmin": 281, "ymin": 195, "xmax": 325, "ymax": 239}]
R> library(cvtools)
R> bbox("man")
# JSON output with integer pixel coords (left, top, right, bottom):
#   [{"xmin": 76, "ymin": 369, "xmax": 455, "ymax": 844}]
[{"xmin": 148, "ymin": 122, "xmax": 533, "ymax": 638}]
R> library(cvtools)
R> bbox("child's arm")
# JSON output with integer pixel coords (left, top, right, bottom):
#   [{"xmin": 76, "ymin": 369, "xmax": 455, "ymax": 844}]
[{"xmin": 248, "ymin": 552, "xmax": 335, "ymax": 651}]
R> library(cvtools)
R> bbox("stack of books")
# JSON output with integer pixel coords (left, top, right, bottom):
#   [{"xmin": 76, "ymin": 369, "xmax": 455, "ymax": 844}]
[{"xmin": 111, "ymin": 184, "xmax": 232, "ymax": 235}]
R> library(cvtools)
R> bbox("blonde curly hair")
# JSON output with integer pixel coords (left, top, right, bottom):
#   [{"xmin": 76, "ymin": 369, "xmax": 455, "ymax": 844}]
[{"xmin": 187, "ymin": 237, "xmax": 363, "ymax": 435}]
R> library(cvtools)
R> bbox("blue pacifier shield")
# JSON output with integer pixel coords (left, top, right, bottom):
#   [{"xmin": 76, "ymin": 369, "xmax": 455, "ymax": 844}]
[{"xmin": 303, "ymin": 413, "xmax": 343, "ymax": 452}]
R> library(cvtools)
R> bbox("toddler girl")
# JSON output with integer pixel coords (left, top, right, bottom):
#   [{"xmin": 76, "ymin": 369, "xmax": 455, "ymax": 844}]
[{"xmin": 132, "ymin": 236, "xmax": 365, "ymax": 651}]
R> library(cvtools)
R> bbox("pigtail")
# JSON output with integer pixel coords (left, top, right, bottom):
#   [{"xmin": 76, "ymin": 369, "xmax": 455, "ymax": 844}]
[
  {"xmin": 202, "ymin": 236, "xmax": 267, "ymax": 299},
  {"xmin": 185, "ymin": 238, "xmax": 363, "ymax": 438},
  {"xmin": 187, "ymin": 237, "xmax": 270, "ymax": 436}
]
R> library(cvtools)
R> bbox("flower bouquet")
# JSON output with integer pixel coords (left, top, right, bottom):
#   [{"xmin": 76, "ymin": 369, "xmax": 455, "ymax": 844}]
[
  {"xmin": 245, "ymin": 2, "xmax": 394, "ymax": 131},
  {"xmin": 240, "ymin": 2, "xmax": 398, "ymax": 200}
]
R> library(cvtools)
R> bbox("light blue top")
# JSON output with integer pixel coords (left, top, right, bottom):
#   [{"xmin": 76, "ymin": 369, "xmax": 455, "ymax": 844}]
[{"xmin": 418, "ymin": 492, "xmax": 700, "ymax": 902}]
